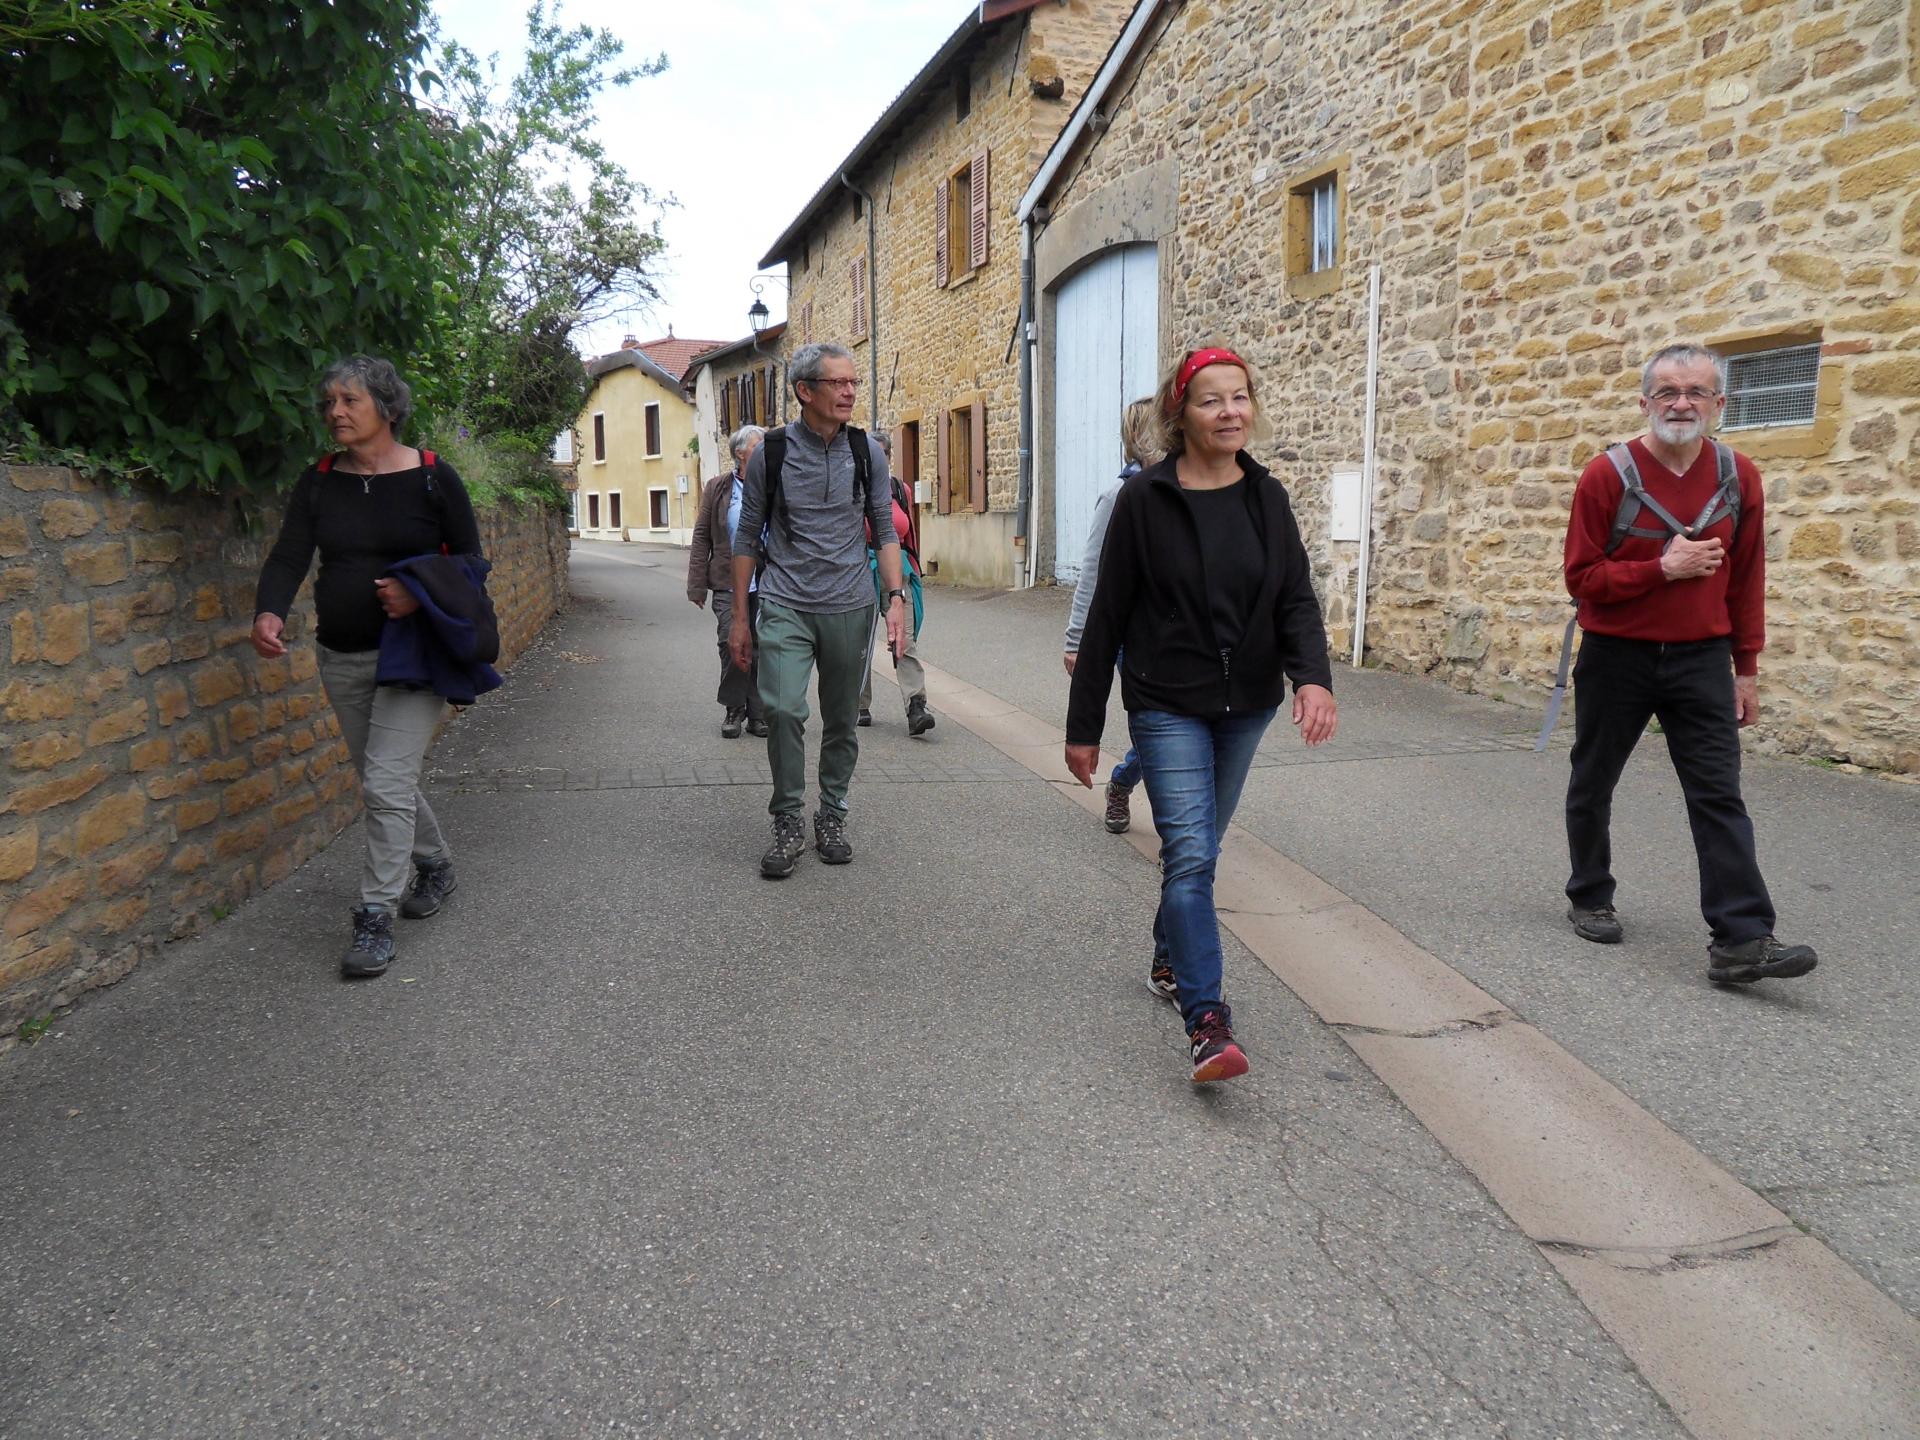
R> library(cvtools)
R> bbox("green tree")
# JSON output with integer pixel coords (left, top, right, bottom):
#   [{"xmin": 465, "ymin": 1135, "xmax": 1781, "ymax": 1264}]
[
  {"xmin": 0, "ymin": 1, "xmax": 460, "ymax": 490},
  {"xmin": 436, "ymin": 2, "xmax": 669, "ymax": 447}
]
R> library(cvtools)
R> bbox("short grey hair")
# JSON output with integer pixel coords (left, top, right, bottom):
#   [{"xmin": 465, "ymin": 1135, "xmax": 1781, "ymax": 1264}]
[
  {"xmin": 729, "ymin": 424, "xmax": 767, "ymax": 459},
  {"xmin": 789, "ymin": 341, "xmax": 853, "ymax": 392},
  {"xmin": 316, "ymin": 355, "xmax": 412, "ymax": 434},
  {"xmin": 1641, "ymin": 344, "xmax": 1728, "ymax": 395}
]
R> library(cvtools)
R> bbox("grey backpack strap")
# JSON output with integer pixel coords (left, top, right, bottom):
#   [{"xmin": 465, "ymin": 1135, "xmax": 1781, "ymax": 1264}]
[
  {"xmin": 1604, "ymin": 441, "xmax": 1692, "ymax": 552},
  {"xmin": 1535, "ymin": 601, "xmax": 1580, "ymax": 752},
  {"xmin": 1694, "ymin": 439, "xmax": 1741, "ymax": 537}
]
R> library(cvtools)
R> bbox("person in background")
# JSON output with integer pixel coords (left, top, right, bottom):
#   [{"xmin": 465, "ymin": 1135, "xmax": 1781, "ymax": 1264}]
[
  {"xmin": 1063, "ymin": 398, "xmax": 1161, "ymax": 833},
  {"xmin": 689, "ymin": 424, "xmax": 768, "ymax": 739},
  {"xmin": 252, "ymin": 355, "xmax": 481, "ymax": 979},
  {"xmin": 859, "ymin": 430, "xmax": 934, "ymax": 737},
  {"xmin": 1066, "ymin": 347, "xmax": 1336, "ymax": 1084}
]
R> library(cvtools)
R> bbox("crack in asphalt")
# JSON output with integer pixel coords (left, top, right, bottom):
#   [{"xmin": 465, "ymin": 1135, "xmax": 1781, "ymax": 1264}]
[{"xmin": 1326, "ymin": 1009, "xmax": 1519, "ymax": 1039}]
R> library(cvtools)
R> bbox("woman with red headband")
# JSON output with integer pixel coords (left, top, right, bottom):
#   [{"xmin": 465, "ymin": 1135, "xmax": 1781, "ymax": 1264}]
[{"xmin": 1064, "ymin": 346, "xmax": 1337, "ymax": 1083}]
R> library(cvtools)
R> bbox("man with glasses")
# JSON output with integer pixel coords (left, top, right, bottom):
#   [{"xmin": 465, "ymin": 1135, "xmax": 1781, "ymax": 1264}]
[
  {"xmin": 1560, "ymin": 343, "xmax": 1816, "ymax": 984},
  {"xmin": 730, "ymin": 342, "xmax": 908, "ymax": 878}
]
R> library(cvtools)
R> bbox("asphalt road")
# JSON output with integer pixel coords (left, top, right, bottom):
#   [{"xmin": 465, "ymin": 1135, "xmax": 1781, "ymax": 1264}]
[{"xmin": 0, "ymin": 541, "xmax": 1688, "ymax": 1438}]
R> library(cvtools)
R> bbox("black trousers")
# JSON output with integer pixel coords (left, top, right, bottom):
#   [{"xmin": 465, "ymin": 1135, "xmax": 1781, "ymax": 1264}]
[
  {"xmin": 1564, "ymin": 632, "xmax": 1774, "ymax": 945},
  {"xmin": 712, "ymin": 590, "xmax": 762, "ymax": 719}
]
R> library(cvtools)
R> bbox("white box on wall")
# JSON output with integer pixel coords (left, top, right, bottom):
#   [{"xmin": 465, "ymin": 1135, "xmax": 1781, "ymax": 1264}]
[
  {"xmin": 1329, "ymin": 464, "xmax": 1364, "ymax": 543},
  {"xmin": 676, "ymin": 475, "xmax": 689, "ymax": 494},
  {"xmin": 914, "ymin": 480, "xmax": 932, "ymax": 506}
]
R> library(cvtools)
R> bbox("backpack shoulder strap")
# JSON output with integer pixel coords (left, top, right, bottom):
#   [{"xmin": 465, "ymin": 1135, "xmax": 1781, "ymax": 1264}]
[
  {"xmin": 1603, "ymin": 443, "xmax": 1648, "ymax": 556},
  {"xmin": 762, "ymin": 430, "xmax": 788, "ymax": 538},
  {"xmin": 1714, "ymin": 440, "xmax": 1742, "ymax": 534},
  {"xmin": 316, "ymin": 453, "xmax": 337, "ymax": 473},
  {"xmin": 845, "ymin": 425, "xmax": 871, "ymax": 509}
]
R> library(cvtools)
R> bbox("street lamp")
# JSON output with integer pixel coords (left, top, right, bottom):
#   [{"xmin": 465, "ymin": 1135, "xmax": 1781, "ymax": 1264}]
[
  {"xmin": 747, "ymin": 296, "xmax": 770, "ymax": 335},
  {"xmin": 747, "ymin": 273, "xmax": 788, "ymax": 424}
]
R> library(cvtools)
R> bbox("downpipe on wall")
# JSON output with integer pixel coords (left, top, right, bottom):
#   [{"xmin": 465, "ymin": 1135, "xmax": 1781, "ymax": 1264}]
[
  {"xmin": 840, "ymin": 173, "xmax": 881, "ymax": 431},
  {"xmin": 1352, "ymin": 261, "xmax": 1382, "ymax": 667},
  {"xmin": 1015, "ymin": 218, "xmax": 1036, "ymax": 588}
]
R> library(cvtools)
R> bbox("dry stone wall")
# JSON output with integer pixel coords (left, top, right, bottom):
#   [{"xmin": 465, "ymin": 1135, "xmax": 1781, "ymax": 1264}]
[
  {"xmin": 1040, "ymin": 0, "xmax": 1920, "ymax": 770},
  {"xmin": 0, "ymin": 464, "xmax": 569, "ymax": 1034}
]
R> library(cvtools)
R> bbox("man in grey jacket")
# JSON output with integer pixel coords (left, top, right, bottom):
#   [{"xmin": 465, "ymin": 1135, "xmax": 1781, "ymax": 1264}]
[{"xmin": 729, "ymin": 342, "xmax": 907, "ymax": 877}]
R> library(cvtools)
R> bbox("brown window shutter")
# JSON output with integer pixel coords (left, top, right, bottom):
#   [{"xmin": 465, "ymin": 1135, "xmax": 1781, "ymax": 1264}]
[
  {"xmin": 850, "ymin": 257, "xmax": 866, "ymax": 341},
  {"xmin": 934, "ymin": 176, "xmax": 950, "ymax": 288},
  {"xmin": 803, "ymin": 301, "xmax": 813, "ymax": 343},
  {"xmin": 936, "ymin": 408, "xmax": 952, "ymax": 514},
  {"xmin": 969, "ymin": 401, "xmax": 987, "ymax": 512},
  {"xmin": 969, "ymin": 149, "xmax": 989, "ymax": 271}
]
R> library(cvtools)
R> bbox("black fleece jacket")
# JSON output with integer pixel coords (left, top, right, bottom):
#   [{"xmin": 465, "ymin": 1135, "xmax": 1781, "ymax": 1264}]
[{"xmin": 1066, "ymin": 453, "xmax": 1333, "ymax": 746}]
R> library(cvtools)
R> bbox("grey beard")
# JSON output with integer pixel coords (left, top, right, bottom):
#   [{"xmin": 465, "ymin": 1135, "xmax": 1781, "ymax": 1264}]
[{"xmin": 1650, "ymin": 414, "xmax": 1708, "ymax": 445}]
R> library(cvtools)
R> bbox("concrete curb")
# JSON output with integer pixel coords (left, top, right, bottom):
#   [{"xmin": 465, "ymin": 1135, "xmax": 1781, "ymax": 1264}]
[{"xmin": 919, "ymin": 659, "xmax": 1920, "ymax": 1440}]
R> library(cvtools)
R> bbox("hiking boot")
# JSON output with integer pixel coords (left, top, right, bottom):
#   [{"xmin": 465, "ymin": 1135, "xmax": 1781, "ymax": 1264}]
[
  {"xmin": 721, "ymin": 707, "xmax": 745, "ymax": 739},
  {"xmin": 399, "ymin": 857, "xmax": 456, "ymax": 919},
  {"xmin": 813, "ymin": 806, "xmax": 852, "ymax": 865},
  {"xmin": 1568, "ymin": 904, "xmax": 1623, "ymax": 944},
  {"xmin": 906, "ymin": 697, "xmax": 936, "ymax": 737},
  {"xmin": 1105, "ymin": 781, "xmax": 1133, "ymax": 834},
  {"xmin": 760, "ymin": 812, "xmax": 808, "ymax": 879},
  {"xmin": 1708, "ymin": 935, "xmax": 1818, "ymax": 984},
  {"xmin": 1147, "ymin": 959, "xmax": 1178, "ymax": 1005},
  {"xmin": 746, "ymin": 716, "xmax": 770, "ymax": 738},
  {"xmin": 857, "ymin": 708, "xmax": 872, "ymax": 727},
  {"xmin": 340, "ymin": 905, "xmax": 396, "ymax": 979},
  {"xmin": 1187, "ymin": 1007, "xmax": 1248, "ymax": 1084}
]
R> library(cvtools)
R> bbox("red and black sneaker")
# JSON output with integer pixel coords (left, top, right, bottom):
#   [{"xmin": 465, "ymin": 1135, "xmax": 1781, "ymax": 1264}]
[
  {"xmin": 1187, "ymin": 1007, "xmax": 1248, "ymax": 1084},
  {"xmin": 1147, "ymin": 959, "xmax": 1178, "ymax": 1004}
]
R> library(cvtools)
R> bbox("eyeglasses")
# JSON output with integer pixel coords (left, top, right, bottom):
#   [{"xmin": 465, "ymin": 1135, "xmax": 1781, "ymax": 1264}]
[
  {"xmin": 1648, "ymin": 386, "xmax": 1721, "ymax": 403},
  {"xmin": 800, "ymin": 377, "xmax": 860, "ymax": 392}
]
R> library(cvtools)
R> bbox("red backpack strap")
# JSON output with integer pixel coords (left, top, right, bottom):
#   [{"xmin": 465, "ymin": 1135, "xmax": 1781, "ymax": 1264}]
[
  {"xmin": 420, "ymin": 449, "xmax": 436, "ymax": 468},
  {"xmin": 317, "ymin": 453, "xmax": 336, "ymax": 472}
]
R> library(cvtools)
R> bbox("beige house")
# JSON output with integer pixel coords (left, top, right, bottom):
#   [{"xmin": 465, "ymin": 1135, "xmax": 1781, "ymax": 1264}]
[
  {"xmin": 1020, "ymin": 0, "xmax": 1920, "ymax": 771},
  {"xmin": 571, "ymin": 339, "xmax": 703, "ymax": 546},
  {"xmin": 756, "ymin": 0, "xmax": 1135, "ymax": 588}
]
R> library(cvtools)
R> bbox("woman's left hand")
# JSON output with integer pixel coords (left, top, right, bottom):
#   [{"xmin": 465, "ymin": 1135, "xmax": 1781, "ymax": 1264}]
[
  {"xmin": 1292, "ymin": 683, "xmax": 1337, "ymax": 747},
  {"xmin": 374, "ymin": 577, "xmax": 420, "ymax": 619}
]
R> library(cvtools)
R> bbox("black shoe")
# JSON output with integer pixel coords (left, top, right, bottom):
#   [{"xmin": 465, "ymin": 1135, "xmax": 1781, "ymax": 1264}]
[
  {"xmin": 1568, "ymin": 904, "xmax": 1623, "ymax": 944},
  {"xmin": 1188, "ymin": 1006, "xmax": 1248, "ymax": 1083},
  {"xmin": 813, "ymin": 807, "xmax": 852, "ymax": 864},
  {"xmin": 1708, "ymin": 935, "xmax": 1818, "ymax": 984},
  {"xmin": 1147, "ymin": 959, "xmax": 1178, "ymax": 1004},
  {"xmin": 721, "ymin": 707, "xmax": 745, "ymax": 739},
  {"xmin": 340, "ymin": 904, "xmax": 396, "ymax": 978},
  {"xmin": 746, "ymin": 717, "xmax": 770, "ymax": 738},
  {"xmin": 1105, "ymin": 781, "xmax": 1133, "ymax": 834},
  {"xmin": 906, "ymin": 698, "xmax": 935, "ymax": 737},
  {"xmin": 760, "ymin": 812, "xmax": 808, "ymax": 879},
  {"xmin": 399, "ymin": 858, "xmax": 456, "ymax": 919},
  {"xmin": 857, "ymin": 708, "xmax": 872, "ymax": 727}
]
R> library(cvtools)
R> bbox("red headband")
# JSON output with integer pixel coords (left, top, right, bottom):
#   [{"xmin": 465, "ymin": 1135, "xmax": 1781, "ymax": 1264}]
[{"xmin": 1168, "ymin": 348, "xmax": 1249, "ymax": 413}]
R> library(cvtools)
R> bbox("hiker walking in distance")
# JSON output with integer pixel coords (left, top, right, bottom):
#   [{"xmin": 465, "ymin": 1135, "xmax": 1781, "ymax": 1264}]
[{"xmin": 1561, "ymin": 343, "xmax": 1816, "ymax": 984}]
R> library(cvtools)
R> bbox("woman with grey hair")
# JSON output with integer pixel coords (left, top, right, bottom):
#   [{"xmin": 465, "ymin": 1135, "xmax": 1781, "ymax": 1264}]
[
  {"xmin": 251, "ymin": 355, "xmax": 483, "ymax": 979},
  {"xmin": 688, "ymin": 423, "xmax": 768, "ymax": 737}
]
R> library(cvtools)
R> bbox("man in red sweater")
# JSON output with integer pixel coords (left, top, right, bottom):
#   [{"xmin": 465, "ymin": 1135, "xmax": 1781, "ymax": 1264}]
[{"xmin": 1562, "ymin": 344, "xmax": 1816, "ymax": 985}]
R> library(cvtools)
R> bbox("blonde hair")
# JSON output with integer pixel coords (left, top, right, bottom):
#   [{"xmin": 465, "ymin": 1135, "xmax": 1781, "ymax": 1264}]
[
  {"xmin": 1152, "ymin": 346, "xmax": 1266, "ymax": 456},
  {"xmin": 1119, "ymin": 397, "xmax": 1162, "ymax": 467}
]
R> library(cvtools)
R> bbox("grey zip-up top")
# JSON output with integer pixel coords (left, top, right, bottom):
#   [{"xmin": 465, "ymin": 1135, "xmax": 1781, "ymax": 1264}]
[
  {"xmin": 1064, "ymin": 463, "xmax": 1140, "ymax": 653},
  {"xmin": 735, "ymin": 420, "xmax": 899, "ymax": 615}
]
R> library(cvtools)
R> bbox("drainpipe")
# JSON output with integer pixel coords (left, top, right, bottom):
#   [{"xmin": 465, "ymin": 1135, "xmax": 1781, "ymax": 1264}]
[
  {"xmin": 1014, "ymin": 217, "xmax": 1036, "ymax": 587},
  {"xmin": 1352, "ymin": 261, "xmax": 1383, "ymax": 668},
  {"xmin": 840, "ymin": 174, "xmax": 881, "ymax": 432}
]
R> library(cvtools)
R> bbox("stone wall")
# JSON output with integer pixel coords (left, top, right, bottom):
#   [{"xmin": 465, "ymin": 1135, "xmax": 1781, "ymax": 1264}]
[
  {"xmin": 1035, "ymin": 0, "xmax": 1920, "ymax": 770},
  {"xmin": 0, "ymin": 464, "xmax": 570, "ymax": 1033}
]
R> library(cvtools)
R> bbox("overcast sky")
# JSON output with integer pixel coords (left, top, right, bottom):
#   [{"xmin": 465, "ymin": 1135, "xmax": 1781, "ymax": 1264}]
[{"xmin": 430, "ymin": 0, "xmax": 976, "ymax": 357}]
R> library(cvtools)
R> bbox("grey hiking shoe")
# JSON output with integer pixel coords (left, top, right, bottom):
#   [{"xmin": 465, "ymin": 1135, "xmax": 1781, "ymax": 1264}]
[
  {"xmin": 1105, "ymin": 781, "xmax": 1133, "ymax": 834},
  {"xmin": 906, "ymin": 697, "xmax": 935, "ymax": 737},
  {"xmin": 721, "ymin": 707, "xmax": 745, "ymax": 739},
  {"xmin": 341, "ymin": 904, "xmax": 396, "ymax": 978},
  {"xmin": 400, "ymin": 858, "xmax": 456, "ymax": 919},
  {"xmin": 761, "ymin": 812, "xmax": 808, "ymax": 878},
  {"xmin": 1708, "ymin": 935, "xmax": 1817, "ymax": 984},
  {"xmin": 813, "ymin": 807, "xmax": 852, "ymax": 864},
  {"xmin": 1568, "ymin": 904, "xmax": 1623, "ymax": 944}
]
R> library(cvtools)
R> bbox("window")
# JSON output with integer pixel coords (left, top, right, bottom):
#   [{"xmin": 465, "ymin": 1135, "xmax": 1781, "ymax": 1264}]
[
  {"xmin": 1307, "ymin": 176, "xmax": 1338, "ymax": 272},
  {"xmin": 937, "ymin": 403, "xmax": 986, "ymax": 515},
  {"xmin": 1285, "ymin": 157, "xmax": 1347, "ymax": 298},
  {"xmin": 850, "ymin": 254, "xmax": 869, "ymax": 343},
  {"xmin": 644, "ymin": 402, "xmax": 662, "ymax": 457},
  {"xmin": 552, "ymin": 428, "xmax": 574, "ymax": 464},
  {"xmin": 586, "ymin": 493, "xmax": 600, "ymax": 529},
  {"xmin": 649, "ymin": 488, "xmax": 669, "ymax": 528},
  {"xmin": 1724, "ymin": 344, "xmax": 1820, "ymax": 430},
  {"xmin": 592, "ymin": 412, "xmax": 606, "ymax": 462},
  {"xmin": 609, "ymin": 492, "xmax": 622, "ymax": 531},
  {"xmin": 566, "ymin": 488, "xmax": 579, "ymax": 530},
  {"xmin": 935, "ymin": 150, "xmax": 989, "ymax": 288}
]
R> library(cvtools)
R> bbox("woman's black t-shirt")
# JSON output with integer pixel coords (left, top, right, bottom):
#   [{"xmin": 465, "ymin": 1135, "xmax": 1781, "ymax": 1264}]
[
  {"xmin": 1181, "ymin": 476, "xmax": 1264, "ymax": 654},
  {"xmin": 254, "ymin": 457, "xmax": 483, "ymax": 652}
]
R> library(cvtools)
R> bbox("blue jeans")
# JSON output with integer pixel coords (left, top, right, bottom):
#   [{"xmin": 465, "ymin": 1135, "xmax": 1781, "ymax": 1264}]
[{"xmin": 1130, "ymin": 707, "xmax": 1278, "ymax": 1028}]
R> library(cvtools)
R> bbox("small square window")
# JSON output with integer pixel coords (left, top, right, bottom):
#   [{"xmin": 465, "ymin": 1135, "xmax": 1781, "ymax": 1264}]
[{"xmin": 1724, "ymin": 344, "xmax": 1820, "ymax": 431}]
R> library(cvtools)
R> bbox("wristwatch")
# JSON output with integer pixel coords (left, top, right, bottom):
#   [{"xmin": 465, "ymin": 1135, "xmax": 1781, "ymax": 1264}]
[{"xmin": 885, "ymin": 587, "xmax": 908, "ymax": 605}]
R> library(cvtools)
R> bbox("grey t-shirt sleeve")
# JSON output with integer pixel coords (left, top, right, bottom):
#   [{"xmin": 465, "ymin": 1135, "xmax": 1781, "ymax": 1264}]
[
  {"xmin": 1064, "ymin": 482, "xmax": 1123, "ymax": 653},
  {"xmin": 735, "ymin": 440, "xmax": 770, "ymax": 563},
  {"xmin": 865, "ymin": 434, "xmax": 899, "ymax": 550}
]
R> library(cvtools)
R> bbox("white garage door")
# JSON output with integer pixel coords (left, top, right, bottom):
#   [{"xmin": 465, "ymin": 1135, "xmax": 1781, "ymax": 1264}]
[{"xmin": 1051, "ymin": 243, "xmax": 1159, "ymax": 585}]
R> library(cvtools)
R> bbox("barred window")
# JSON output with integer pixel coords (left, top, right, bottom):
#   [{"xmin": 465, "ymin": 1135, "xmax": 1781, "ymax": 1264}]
[{"xmin": 1724, "ymin": 344, "xmax": 1819, "ymax": 431}]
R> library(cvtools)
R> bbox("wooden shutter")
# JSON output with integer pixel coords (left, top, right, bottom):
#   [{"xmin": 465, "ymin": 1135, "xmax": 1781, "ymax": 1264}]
[
  {"xmin": 936, "ymin": 408, "xmax": 952, "ymax": 514},
  {"xmin": 934, "ymin": 175, "xmax": 950, "ymax": 288},
  {"xmin": 803, "ymin": 301, "xmax": 813, "ymax": 343},
  {"xmin": 969, "ymin": 149, "xmax": 989, "ymax": 271},
  {"xmin": 969, "ymin": 401, "xmax": 986, "ymax": 512},
  {"xmin": 851, "ymin": 256, "xmax": 868, "ymax": 341}
]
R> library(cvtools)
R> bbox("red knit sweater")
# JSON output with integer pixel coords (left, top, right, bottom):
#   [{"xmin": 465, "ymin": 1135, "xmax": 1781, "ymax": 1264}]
[{"xmin": 1562, "ymin": 437, "xmax": 1766, "ymax": 676}]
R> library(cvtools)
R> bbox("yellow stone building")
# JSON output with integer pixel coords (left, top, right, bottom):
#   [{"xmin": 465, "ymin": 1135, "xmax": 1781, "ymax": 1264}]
[
  {"xmin": 1021, "ymin": 0, "xmax": 1920, "ymax": 771},
  {"xmin": 571, "ymin": 339, "xmax": 704, "ymax": 545}
]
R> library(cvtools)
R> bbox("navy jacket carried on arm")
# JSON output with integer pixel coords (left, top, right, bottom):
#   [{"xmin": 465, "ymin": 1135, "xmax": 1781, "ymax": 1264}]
[
  {"xmin": 376, "ymin": 552, "xmax": 503, "ymax": 705},
  {"xmin": 1066, "ymin": 453, "xmax": 1332, "ymax": 746}
]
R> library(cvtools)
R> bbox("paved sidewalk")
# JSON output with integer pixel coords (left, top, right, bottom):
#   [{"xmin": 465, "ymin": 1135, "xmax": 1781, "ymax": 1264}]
[{"xmin": 0, "ymin": 539, "xmax": 1911, "ymax": 1437}]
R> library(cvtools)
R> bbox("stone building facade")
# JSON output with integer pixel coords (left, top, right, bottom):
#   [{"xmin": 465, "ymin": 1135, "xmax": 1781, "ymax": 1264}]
[
  {"xmin": 759, "ymin": 0, "xmax": 1137, "ymax": 588},
  {"xmin": 1024, "ymin": 0, "xmax": 1920, "ymax": 771},
  {"xmin": 0, "ymin": 463, "xmax": 570, "ymax": 1035}
]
